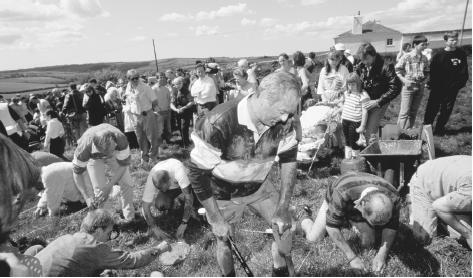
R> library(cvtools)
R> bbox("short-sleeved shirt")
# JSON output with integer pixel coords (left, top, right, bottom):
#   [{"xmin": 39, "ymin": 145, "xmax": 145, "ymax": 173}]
[
  {"xmin": 325, "ymin": 172, "xmax": 400, "ymax": 230},
  {"xmin": 125, "ymin": 81, "xmax": 156, "ymax": 114},
  {"xmin": 72, "ymin": 124, "xmax": 130, "ymax": 174},
  {"xmin": 37, "ymin": 162, "xmax": 84, "ymax": 214},
  {"xmin": 409, "ymin": 155, "xmax": 472, "ymax": 201},
  {"xmin": 142, "ymin": 159, "xmax": 191, "ymax": 203},
  {"xmin": 341, "ymin": 91, "xmax": 370, "ymax": 122},
  {"xmin": 188, "ymin": 95, "xmax": 298, "ymax": 200},
  {"xmin": 190, "ymin": 76, "xmax": 217, "ymax": 104}
]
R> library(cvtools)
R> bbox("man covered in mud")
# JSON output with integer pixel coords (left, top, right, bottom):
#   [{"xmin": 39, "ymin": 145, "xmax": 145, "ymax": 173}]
[{"xmin": 188, "ymin": 71, "xmax": 300, "ymax": 276}]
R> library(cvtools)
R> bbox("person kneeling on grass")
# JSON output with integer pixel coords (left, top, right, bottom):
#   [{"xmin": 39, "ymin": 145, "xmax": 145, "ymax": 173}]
[
  {"xmin": 408, "ymin": 155, "xmax": 471, "ymax": 248},
  {"xmin": 299, "ymin": 172, "xmax": 400, "ymax": 273},
  {"xmin": 34, "ymin": 209, "xmax": 170, "ymax": 277},
  {"xmin": 34, "ymin": 162, "xmax": 92, "ymax": 218},
  {"xmin": 141, "ymin": 158, "xmax": 195, "ymax": 241}
]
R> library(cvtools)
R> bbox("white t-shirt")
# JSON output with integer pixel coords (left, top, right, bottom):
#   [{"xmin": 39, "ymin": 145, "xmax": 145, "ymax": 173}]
[
  {"xmin": 190, "ymin": 76, "xmax": 217, "ymax": 104},
  {"xmin": 142, "ymin": 158, "xmax": 190, "ymax": 203}
]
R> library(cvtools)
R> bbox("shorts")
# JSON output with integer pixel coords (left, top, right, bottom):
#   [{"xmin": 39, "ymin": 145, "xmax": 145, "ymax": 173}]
[{"xmin": 209, "ymin": 177, "xmax": 280, "ymax": 224}]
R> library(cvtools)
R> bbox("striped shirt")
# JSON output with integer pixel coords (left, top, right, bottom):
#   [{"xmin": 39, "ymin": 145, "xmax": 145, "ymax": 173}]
[
  {"xmin": 325, "ymin": 172, "xmax": 400, "ymax": 229},
  {"xmin": 341, "ymin": 91, "xmax": 370, "ymax": 122}
]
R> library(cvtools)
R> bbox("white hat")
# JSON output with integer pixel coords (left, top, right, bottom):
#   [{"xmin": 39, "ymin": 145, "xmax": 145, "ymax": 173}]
[{"xmin": 334, "ymin": 43, "xmax": 346, "ymax": 51}]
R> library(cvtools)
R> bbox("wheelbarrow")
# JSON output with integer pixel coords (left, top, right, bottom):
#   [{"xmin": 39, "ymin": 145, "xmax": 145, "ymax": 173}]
[{"xmin": 360, "ymin": 140, "xmax": 422, "ymax": 191}]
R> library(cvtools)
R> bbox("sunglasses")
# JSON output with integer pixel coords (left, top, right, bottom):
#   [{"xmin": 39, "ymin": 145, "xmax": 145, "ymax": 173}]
[{"xmin": 129, "ymin": 76, "xmax": 139, "ymax": 81}]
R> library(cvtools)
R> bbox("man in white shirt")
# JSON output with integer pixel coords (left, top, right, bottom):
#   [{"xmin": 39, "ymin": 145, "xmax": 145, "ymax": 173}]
[
  {"xmin": 190, "ymin": 64, "xmax": 217, "ymax": 118},
  {"xmin": 141, "ymin": 158, "xmax": 194, "ymax": 240},
  {"xmin": 125, "ymin": 69, "xmax": 160, "ymax": 164},
  {"xmin": 34, "ymin": 162, "xmax": 89, "ymax": 218}
]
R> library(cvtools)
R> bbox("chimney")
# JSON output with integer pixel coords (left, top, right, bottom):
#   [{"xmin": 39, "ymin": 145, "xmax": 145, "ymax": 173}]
[{"xmin": 352, "ymin": 11, "xmax": 362, "ymax": 35}]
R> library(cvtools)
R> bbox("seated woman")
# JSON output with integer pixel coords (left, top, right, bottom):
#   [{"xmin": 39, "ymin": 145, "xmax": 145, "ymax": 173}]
[{"xmin": 43, "ymin": 110, "xmax": 65, "ymax": 159}]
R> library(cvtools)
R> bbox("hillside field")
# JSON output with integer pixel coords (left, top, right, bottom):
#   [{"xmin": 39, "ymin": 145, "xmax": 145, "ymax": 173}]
[{"xmin": 9, "ymin": 55, "xmax": 472, "ymax": 277}]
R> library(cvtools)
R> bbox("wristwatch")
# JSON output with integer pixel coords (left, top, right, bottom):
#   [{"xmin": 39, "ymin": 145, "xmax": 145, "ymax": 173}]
[{"xmin": 181, "ymin": 220, "xmax": 189, "ymax": 225}]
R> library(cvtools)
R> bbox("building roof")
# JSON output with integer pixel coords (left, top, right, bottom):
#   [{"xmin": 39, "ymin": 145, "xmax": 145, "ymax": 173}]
[
  {"xmin": 402, "ymin": 28, "xmax": 472, "ymax": 36},
  {"xmin": 335, "ymin": 21, "xmax": 401, "ymax": 39}
]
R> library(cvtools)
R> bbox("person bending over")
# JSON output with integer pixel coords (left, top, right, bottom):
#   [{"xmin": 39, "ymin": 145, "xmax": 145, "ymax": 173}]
[
  {"xmin": 300, "ymin": 172, "xmax": 400, "ymax": 274},
  {"xmin": 34, "ymin": 162, "xmax": 91, "ymax": 218},
  {"xmin": 141, "ymin": 158, "xmax": 195, "ymax": 241},
  {"xmin": 188, "ymin": 71, "xmax": 300, "ymax": 276},
  {"xmin": 409, "ymin": 155, "xmax": 471, "ymax": 248}
]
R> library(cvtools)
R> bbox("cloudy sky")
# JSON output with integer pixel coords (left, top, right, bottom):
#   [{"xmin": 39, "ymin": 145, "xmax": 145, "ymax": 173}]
[{"xmin": 0, "ymin": 0, "xmax": 471, "ymax": 71}]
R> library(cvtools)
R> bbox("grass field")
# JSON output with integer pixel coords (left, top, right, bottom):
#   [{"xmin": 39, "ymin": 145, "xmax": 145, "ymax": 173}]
[{"xmin": 10, "ymin": 58, "xmax": 471, "ymax": 277}]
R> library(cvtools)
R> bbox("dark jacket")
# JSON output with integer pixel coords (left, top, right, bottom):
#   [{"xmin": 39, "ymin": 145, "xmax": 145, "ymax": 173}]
[
  {"xmin": 83, "ymin": 93, "xmax": 106, "ymax": 126},
  {"xmin": 355, "ymin": 54, "xmax": 402, "ymax": 107},
  {"xmin": 429, "ymin": 48, "xmax": 469, "ymax": 91},
  {"xmin": 62, "ymin": 90, "xmax": 86, "ymax": 115}
]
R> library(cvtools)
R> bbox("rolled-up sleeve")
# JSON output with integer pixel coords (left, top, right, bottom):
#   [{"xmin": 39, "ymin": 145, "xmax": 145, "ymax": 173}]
[
  {"xmin": 115, "ymin": 132, "xmax": 131, "ymax": 166},
  {"xmin": 73, "ymin": 143, "xmax": 91, "ymax": 174},
  {"xmin": 188, "ymin": 120, "xmax": 225, "ymax": 201}
]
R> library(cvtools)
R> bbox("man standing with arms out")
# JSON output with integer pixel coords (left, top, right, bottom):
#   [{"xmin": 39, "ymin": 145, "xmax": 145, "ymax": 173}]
[
  {"xmin": 191, "ymin": 63, "xmax": 218, "ymax": 119},
  {"xmin": 423, "ymin": 31, "xmax": 469, "ymax": 135},
  {"xmin": 35, "ymin": 209, "xmax": 170, "ymax": 276},
  {"xmin": 409, "ymin": 155, "xmax": 471, "ymax": 248},
  {"xmin": 188, "ymin": 72, "xmax": 300, "ymax": 276},
  {"xmin": 141, "ymin": 158, "xmax": 194, "ymax": 241},
  {"xmin": 299, "ymin": 172, "xmax": 400, "ymax": 274},
  {"xmin": 125, "ymin": 69, "xmax": 159, "ymax": 165},
  {"xmin": 153, "ymin": 73, "xmax": 172, "ymax": 145},
  {"xmin": 72, "ymin": 123, "xmax": 136, "ymax": 224}
]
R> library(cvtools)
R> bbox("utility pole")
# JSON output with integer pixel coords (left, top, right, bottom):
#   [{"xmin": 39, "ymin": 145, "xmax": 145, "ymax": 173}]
[
  {"xmin": 460, "ymin": 0, "xmax": 469, "ymax": 46},
  {"xmin": 152, "ymin": 39, "xmax": 159, "ymax": 73}
]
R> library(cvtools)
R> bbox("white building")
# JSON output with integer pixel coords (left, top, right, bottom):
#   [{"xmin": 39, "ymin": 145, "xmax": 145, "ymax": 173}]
[{"xmin": 334, "ymin": 15, "xmax": 472, "ymax": 54}]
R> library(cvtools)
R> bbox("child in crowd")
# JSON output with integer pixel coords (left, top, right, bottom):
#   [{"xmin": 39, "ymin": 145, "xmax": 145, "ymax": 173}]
[
  {"xmin": 43, "ymin": 109, "xmax": 65, "ymax": 159},
  {"xmin": 341, "ymin": 73, "xmax": 370, "ymax": 159}
]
